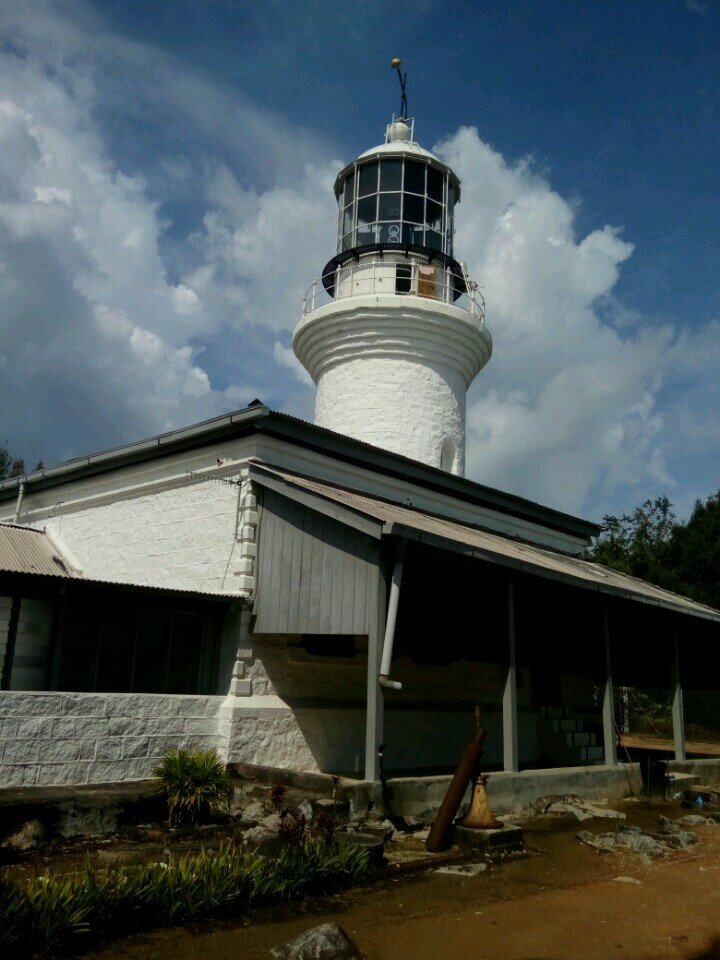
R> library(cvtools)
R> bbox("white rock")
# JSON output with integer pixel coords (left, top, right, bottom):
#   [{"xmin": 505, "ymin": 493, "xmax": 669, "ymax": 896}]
[{"xmin": 436, "ymin": 862, "xmax": 488, "ymax": 876}]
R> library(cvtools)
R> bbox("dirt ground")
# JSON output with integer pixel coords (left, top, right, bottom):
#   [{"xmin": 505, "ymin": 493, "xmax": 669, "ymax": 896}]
[{"xmin": 80, "ymin": 799, "xmax": 720, "ymax": 960}]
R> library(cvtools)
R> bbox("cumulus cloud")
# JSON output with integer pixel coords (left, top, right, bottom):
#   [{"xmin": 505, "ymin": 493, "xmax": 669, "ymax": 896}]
[
  {"xmin": 435, "ymin": 128, "xmax": 718, "ymax": 516},
  {"xmin": 0, "ymin": 2, "xmax": 716, "ymax": 523}
]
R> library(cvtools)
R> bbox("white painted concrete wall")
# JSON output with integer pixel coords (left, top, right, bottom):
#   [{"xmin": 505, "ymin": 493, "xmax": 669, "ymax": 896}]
[{"xmin": 0, "ymin": 691, "xmax": 224, "ymax": 787}]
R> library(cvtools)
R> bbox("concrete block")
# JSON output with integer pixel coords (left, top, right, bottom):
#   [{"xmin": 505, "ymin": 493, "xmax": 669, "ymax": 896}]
[
  {"xmin": 183, "ymin": 718, "xmax": 213, "ymax": 735},
  {"xmin": 95, "ymin": 738, "xmax": 124, "ymax": 761},
  {"xmin": 17, "ymin": 717, "xmax": 54, "ymax": 740},
  {"xmin": 109, "ymin": 717, "xmax": 147, "ymax": 737},
  {"xmin": 0, "ymin": 718, "xmax": 20, "ymax": 738},
  {"xmin": 75, "ymin": 718, "xmax": 111, "ymax": 739},
  {"xmin": 38, "ymin": 739, "xmax": 81, "ymax": 762},
  {"xmin": 122, "ymin": 737, "xmax": 150, "ymax": 759},
  {"xmin": 0, "ymin": 764, "xmax": 25, "ymax": 786},
  {"xmin": 78, "ymin": 740, "xmax": 97, "ymax": 761},
  {"xmin": 52, "ymin": 718, "xmax": 77, "ymax": 739},
  {"xmin": 229, "ymin": 678, "xmax": 253, "ymax": 697},
  {"xmin": 146, "ymin": 735, "xmax": 183, "ymax": 757},
  {"xmin": 61, "ymin": 696, "xmax": 107, "ymax": 717},
  {"xmin": 454, "ymin": 825, "xmax": 525, "ymax": 856},
  {"xmin": 3, "ymin": 739, "xmax": 40, "ymax": 763}
]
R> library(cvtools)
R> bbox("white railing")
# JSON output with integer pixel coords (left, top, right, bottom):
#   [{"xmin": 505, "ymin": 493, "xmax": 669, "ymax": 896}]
[{"xmin": 302, "ymin": 260, "xmax": 486, "ymax": 323}]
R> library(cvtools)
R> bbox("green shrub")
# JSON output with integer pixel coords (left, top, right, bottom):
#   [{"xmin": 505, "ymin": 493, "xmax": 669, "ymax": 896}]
[
  {"xmin": 152, "ymin": 748, "xmax": 232, "ymax": 827},
  {"xmin": 0, "ymin": 840, "xmax": 371, "ymax": 958}
]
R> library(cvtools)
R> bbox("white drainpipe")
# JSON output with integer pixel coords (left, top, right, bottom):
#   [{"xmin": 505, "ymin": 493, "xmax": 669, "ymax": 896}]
[
  {"xmin": 13, "ymin": 481, "xmax": 26, "ymax": 524},
  {"xmin": 379, "ymin": 541, "xmax": 404, "ymax": 691}
]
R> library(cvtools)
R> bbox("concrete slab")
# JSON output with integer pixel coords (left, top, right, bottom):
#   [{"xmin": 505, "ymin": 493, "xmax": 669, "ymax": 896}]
[{"xmin": 454, "ymin": 824, "xmax": 524, "ymax": 856}]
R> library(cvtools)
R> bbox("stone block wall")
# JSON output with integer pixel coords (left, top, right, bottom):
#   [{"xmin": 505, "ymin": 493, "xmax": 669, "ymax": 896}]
[
  {"xmin": 42, "ymin": 475, "xmax": 249, "ymax": 594},
  {"xmin": 0, "ymin": 692, "xmax": 224, "ymax": 787}
]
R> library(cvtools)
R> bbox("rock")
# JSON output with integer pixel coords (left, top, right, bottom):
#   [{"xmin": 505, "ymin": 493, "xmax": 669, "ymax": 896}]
[
  {"xmin": 679, "ymin": 815, "xmax": 708, "ymax": 826},
  {"xmin": 271, "ymin": 922, "xmax": 363, "ymax": 960},
  {"xmin": 395, "ymin": 815, "xmax": 425, "ymax": 832},
  {"xmin": 658, "ymin": 816, "xmax": 685, "ymax": 834},
  {"xmin": 2, "ymin": 819, "xmax": 46, "ymax": 851},
  {"xmin": 613, "ymin": 876, "xmax": 641, "ymax": 884},
  {"xmin": 547, "ymin": 800, "xmax": 626, "ymax": 822},
  {"xmin": 242, "ymin": 801, "xmax": 269, "ymax": 821},
  {"xmin": 415, "ymin": 828, "xmax": 431, "ymax": 842},
  {"xmin": 242, "ymin": 826, "xmax": 286, "ymax": 856},
  {"xmin": 336, "ymin": 831, "xmax": 385, "ymax": 866},
  {"xmin": 261, "ymin": 812, "xmax": 285, "ymax": 832},
  {"xmin": 577, "ymin": 828, "xmax": 667, "ymax": 859},
  {"xmin": 654, "ymin": 831, "xmax": 697, "ymax": 850},
  {"xmin": 297, "ymin": 800, "xmax": 313, "ymax": 821},
  {"xmin": 361, "ymin": 818, "xmax": 395, "ymax": 842},
  {"xmin": 436, "ymin": 862, "xmax": 488, "ymax": 876}
]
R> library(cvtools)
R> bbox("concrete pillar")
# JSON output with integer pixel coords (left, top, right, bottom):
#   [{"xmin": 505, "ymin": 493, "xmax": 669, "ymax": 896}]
[
  {"xmin": 602, "ymin": 607, "xmax": 618, "ymax": 766},
  {"xmin": 503, "ymin": 579, "xmax": 519, "ymax": 773},
  {"xmin": 364, "ymin": 562, "xmax": 387, "ymax": 782},
  {"xmin": 672, "ymin": 636, "xmax": 686, "ymax": 762}
]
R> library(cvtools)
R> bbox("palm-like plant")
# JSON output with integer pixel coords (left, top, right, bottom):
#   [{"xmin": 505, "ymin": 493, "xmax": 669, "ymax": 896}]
[{"xmin": 152, "ymin": 748, "xmax": 231, "ymax": 827}]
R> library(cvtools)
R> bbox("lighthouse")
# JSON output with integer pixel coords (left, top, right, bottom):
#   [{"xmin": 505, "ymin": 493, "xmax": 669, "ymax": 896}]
[{"xmin": 293, "ymin": 64, "xmax": 492, "ymax": 476}]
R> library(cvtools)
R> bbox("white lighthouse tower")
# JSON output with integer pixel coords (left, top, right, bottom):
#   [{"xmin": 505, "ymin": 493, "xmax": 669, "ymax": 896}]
[{"xmin": 293, "ymin": 64, "xmax": 491, "ymax": 476}]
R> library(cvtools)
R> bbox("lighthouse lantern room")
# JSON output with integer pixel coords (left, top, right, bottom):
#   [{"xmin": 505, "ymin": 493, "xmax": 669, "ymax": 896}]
[{"xmin": 293, "ymin": 62, "xmax": 492, "ymax": 476}]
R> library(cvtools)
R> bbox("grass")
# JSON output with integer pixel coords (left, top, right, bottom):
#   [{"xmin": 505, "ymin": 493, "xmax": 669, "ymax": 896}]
[{"xmin": 0, "ymin": 839, "xmax": 371, "ymax": 958}]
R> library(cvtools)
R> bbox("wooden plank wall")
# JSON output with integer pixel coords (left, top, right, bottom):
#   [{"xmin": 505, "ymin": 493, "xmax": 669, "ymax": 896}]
[{"xmin": 253, "ymin": 488, "xmax": 381, "ymax": 636}]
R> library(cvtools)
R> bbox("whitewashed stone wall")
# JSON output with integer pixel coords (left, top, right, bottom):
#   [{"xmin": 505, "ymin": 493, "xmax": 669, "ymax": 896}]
[
  {"xmin": 293, "ymin": 295, "xmax": 492, "ymax": 478},
  {"xmin": 0, "ymin": 692, "xmax": 224, "ymax": 787},
  {"xmin": 315, "ymin": 356, "xmax": 467, "ymax": 475},
  {"xmin": 42, "ymin": 475, "xmax": 251, "ymax": 594}
]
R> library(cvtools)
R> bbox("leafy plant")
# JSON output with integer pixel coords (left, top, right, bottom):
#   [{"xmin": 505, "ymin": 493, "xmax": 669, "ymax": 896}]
[
  {"xmin": 0, "ymin": 840, "xmax": 372, "ymax": 958},
  {"xmin": 268, "ymin": 783, "xmax": 287, "ymax": 810},
  {"xmin": 152, "ymin": 748, "xmax": 231, "ymax": 827}
]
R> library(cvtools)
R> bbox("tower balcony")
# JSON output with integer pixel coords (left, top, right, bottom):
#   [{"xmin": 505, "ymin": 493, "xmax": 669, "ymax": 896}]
[{"xmin": 301, "ymin": 248, "xmax": 486, "ymax": 325}]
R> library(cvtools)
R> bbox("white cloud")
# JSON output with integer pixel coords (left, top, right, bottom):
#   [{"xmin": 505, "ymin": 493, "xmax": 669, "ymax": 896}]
[
  {"xmin": 435, "ymin": 128, "xmax": 718, "ymax": 516},
  {"xmin": 0, "ymin": 2, "xmax": 716, "ymax": 525}
]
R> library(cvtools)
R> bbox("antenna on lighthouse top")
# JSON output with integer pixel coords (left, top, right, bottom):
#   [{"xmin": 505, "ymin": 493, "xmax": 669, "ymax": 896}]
[{"xmin": 390, "ymin": 57, "xmax": 408, "ymax": 119}]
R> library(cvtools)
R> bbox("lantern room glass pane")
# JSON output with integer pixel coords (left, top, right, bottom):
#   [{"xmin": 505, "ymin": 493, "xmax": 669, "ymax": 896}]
[
  {"xmin": 358, "ymin": 161, "xmax": 378, "ymax": 197},
  {"xmin": 403, "ymin": 193, "xmax": 424, "ymax": 224},
  {"xmin": 448, "ymin": 182, "xmax": 456, "ymax": 208},
  {"xmin": 342, "ymin": 205, "xmax": 354, "ymax": 235},
  {"xmin": 380, "ymin": 158, "xmax": 403, "ymax": 192},
  {"xmin": 426, "ymin": 229, "xmax": 443, "ymax": 251},
  {"xmin": 378, "ymin": 192, "xmax": 401, "ymax": 221},
  {"xmin": 342, "ymin": 233, "xmax": 353, "ymax": 251},
  {"xmin": 426, "ymin": 200, "xmax": 443, "ymax": 232},
  {"xmin": 357, "ymin": 195, "xmax": 377, "ymax": 226},
  {"xmin": 404, "ymin": 160, "xmax": 426, "ymax": 195},
  {"xmin": 343, "ymin": 172, "xmax": 355, "ymax": 207},
  {"xmin": 427, "ymin": 166, "xmax": 444, "ymax": 202},
  {"xmin": 357, "ymin": 223, "xmax": 377, "ymax": 245}
]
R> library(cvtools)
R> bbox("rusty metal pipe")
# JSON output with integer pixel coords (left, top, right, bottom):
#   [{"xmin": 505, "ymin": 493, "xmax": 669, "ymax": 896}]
[{"xmin": 425, "ymin": 727, "xmax": 486, "ymax": 853}]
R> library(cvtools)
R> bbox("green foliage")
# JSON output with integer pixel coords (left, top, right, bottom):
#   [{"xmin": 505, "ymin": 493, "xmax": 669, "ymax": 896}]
[
  {"xmin": 0, "ymin": 840, "xmax": 371, "ymax": 958},
  {"xmin": 0, "ymin": 441, "xmax": 43, "ymax": 482},
  {"xmin": 591, "ymin": 490, "xmax": 720, "ymax": 610},
  {"xmin": 152, "ymin": 748, "xmax": 231, "ymax": 827}
]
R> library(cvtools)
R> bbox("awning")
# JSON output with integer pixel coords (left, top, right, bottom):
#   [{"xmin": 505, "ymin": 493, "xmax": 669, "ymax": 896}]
[
  {"xmin": 0, "ymin": 523, "xmax": 79, "ymax": 579},
  {"xmin": 249, "ymin": 462, "xmax": 720, "ymax": 625}
]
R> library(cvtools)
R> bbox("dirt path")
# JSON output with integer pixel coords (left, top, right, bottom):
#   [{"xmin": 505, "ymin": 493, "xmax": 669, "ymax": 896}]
[{"xmin": 87, "ymin": 805, "xmax": 720, "ymax": 960}]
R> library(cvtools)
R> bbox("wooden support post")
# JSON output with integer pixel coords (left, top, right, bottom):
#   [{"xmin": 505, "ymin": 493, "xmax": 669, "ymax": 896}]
[
  {"xmin": 502, "ymin": 579, "xmax": 519, "ymax": 773},
  {"xmin": 602, "ymin": 607, "xmax": 618, "ymax": 766},
  {"xmin": 672, "ymin": 636, "xmax": 686, "ymax": 762},
  {"xmin": 364, "ymin": 560, "xmax": 387, "ymax": 782}
]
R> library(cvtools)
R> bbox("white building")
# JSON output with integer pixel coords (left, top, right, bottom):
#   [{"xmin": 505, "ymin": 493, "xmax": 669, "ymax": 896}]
[{"xmin": 1, "ymin": 117, "xmax": 717, "ymax": 814}]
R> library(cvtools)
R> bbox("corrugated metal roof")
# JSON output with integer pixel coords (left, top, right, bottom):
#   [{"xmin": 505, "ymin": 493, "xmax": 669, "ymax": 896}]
[
  {"xmin": 0, "ymin": 523, "xmax": 79, "ymax": 579},
  {"xmin": 250, "ymin": 462, "xmax": 720, "ymax": 625}
]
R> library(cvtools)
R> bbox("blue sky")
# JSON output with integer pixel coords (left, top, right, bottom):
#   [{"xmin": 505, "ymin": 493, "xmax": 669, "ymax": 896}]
[{"xmin": 0, "ymin": 0, "xmax": 718, "ymax": 522}]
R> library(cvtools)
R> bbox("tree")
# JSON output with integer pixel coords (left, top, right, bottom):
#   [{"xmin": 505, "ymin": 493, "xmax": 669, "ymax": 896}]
[
  {"xmin": 591, "ymin": 491, "xmax": 720, "ymax": 610},
  {"xmin": 0, "ymin": 443, "xmax": 43, "ymax": 483}
]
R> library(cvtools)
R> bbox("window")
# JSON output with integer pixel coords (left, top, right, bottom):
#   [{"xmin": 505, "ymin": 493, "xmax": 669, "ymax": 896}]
[
  {"xmin": 440, "ymin": 438, "xmax": 457, "ymax": 473},
  {"xmin": 55, "ymin": 595, "xmax": 215, "ymax": 694},
  {"xmin": 358, "ymin": 161, "xmax": 378, "ymax": 197},
  {"xmin": 337, "ymin": 159, "xmax": 454, "ymax": 255},
  {"xmin": 395, "ymin": 264, "xmax": 412, "ymax": 293}
]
